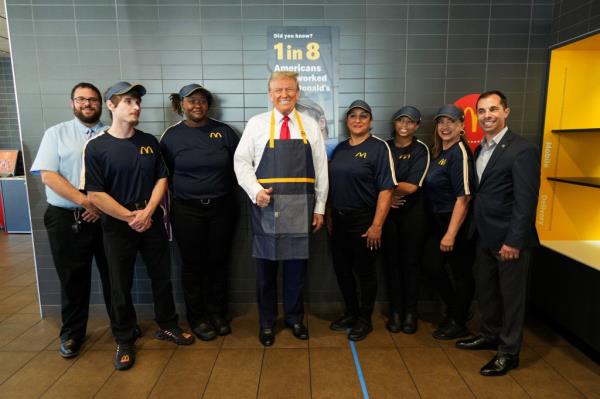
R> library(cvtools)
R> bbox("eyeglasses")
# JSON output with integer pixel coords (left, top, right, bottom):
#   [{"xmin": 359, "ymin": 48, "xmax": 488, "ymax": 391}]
[{"xmin": 73, "ymin": 97, "xmax": 100, "ymax": 105}]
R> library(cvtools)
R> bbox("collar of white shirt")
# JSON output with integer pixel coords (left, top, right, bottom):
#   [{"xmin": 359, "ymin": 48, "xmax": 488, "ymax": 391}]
[
  {"xmin": 273, "ymin": 107, "xmax": 297, "ymax": 126},
  {"xmin": 480, "ymin": 126, "xmax": 508, "ymax": 149}
]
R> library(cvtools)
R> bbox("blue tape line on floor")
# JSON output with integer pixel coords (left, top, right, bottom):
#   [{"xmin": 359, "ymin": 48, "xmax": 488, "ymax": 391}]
[{"xmin": 348, "ymin": 339, "xmax": 370, "ymax": 399}]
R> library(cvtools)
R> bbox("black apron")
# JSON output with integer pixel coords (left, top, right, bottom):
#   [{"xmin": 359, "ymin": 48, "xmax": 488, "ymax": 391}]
[{"xmin": 251, "ymin": 110, "xmax": 316, "ymax": 260}]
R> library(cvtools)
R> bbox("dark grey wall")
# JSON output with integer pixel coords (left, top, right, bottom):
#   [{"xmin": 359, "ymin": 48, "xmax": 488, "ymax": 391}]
[
  {"xmin": 0, "ymin": 55, "xmax": 20, "ymax": 149},
  {"xmin": 551, "ymin": 0, "xmax": 600, "ymax": 44},
  {"xmin": 6, "ymin": 0, "xmax": 555, "ymax": 313}
]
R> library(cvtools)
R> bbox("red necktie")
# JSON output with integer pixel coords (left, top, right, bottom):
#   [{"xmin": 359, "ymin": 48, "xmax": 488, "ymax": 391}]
[{"xmin": 280, "ymin": 115, "xmax": 290, "ymax": 140}]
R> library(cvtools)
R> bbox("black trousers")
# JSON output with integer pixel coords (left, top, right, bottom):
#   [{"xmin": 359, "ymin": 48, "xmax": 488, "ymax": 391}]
[
  {"xmin": 44, "ymin": 205, "xmax": 111, "ymax": 342},
  {"xmin": 474, "ymin": 243, "xmax": 531, "ymax": 356},
  {"xmin": 102, "ymin": 211, "xmax": 178, "ymax": 344},
  {"xmin": 170, "ymin": 195, "xmax": 236, "ymax": 326},
  {"xmin": 331, "ymin": 209, "xmax": 379, "ymax": 322},
  {"xmin": 382, "ymin": 201, "xmax": 427, "ymax": 316},
  {"xmin": 421, "ymin": 212, "xmax": 475, "ymax": 326},
  {"xmin": 256, "ymin": 258, "xmax": 306, "ymax": 328}
]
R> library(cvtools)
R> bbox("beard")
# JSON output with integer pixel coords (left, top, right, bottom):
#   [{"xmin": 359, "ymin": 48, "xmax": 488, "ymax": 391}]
[{"xmin": 74, "ymin": 107, "xmax": 101, "ymax": 124}]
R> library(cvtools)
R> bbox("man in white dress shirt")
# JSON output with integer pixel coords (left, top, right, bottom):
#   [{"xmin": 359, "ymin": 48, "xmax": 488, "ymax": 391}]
[{"xmin": 234, "ymin": 71, "xmax": 328, "ymax": 346}]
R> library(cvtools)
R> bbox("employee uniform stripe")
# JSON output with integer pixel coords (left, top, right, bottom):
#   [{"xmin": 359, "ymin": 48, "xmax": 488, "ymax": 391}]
[
  {"xmin": 159, "ymin": 121, "xmax": 183, "ymax": 142},
  {"xmin": 373, "ymin": 135, "xmax": 398, "ymax": 185},
  {"xmin": 417, "ymin": 139, "xmax": 430, "ymax": 187},
  {"xmin": 458, "ymin": 141, "xmax": 470, "ymax": 195},
  {"xmin": 79, "ymin": 130, "xmax": 105, "ymax": 190}
]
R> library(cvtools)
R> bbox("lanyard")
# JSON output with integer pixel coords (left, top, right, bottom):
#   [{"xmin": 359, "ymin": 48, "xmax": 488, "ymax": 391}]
[{"xmin": 268, "ymin": 109, "xmax": 308, "ymax": 149}]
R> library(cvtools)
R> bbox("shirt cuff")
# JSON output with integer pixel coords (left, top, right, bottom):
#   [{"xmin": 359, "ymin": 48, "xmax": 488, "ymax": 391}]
[
  {"xmin": 313, "ymin": 201, "xmax": 326, "ymax": 215},
  {"xmin": 248, "ymin": 182, "xmax": 264, "ymax": 204}
]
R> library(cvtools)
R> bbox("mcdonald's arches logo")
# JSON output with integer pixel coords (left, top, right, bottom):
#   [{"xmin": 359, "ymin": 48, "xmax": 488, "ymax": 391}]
[
  {"xmin": 438, "ymin": 158, "xmax": 447, "ymax": 166},
  {"xmin": 398, "ymin": 154, "xmax": 411, "ymax": 160},
  {"xmin": 209, "ymin": 132, "xmax": 223, "ymax": 138},
  {"xmin": 139, "ymin": 146, "xmax": 154, "ymax": 155},
  {"xmin": 355, "ymin": 151, "xmax": 367, "ymax": 159},
  {"xmin": 454, "ymin": 93, "xmax": 484, "ymax": 152}
]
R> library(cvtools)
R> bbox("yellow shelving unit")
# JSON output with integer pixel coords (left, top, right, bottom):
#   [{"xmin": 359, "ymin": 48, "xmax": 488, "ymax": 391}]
[{"xmin": 536, "ymin": 31, "xmax": 600, "ymax": 271}]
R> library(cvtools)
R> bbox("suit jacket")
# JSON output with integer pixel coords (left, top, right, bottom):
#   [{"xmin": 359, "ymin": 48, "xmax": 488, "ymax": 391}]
[{"xmin": 472, "ymin": 129, "xmax": 540, "ymax": 251}]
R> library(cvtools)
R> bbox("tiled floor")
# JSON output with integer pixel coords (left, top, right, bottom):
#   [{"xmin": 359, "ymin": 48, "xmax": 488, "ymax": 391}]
[{"xmin": 0, "ymin": 232, "xmax": 599, "ymax": 398}]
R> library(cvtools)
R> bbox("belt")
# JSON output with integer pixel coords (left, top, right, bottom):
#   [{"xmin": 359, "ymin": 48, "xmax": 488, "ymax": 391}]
[
  {"xmin": 48, "ymin": 204, "xmax": 84, "ymax": 213},
  {"xmin": 332, "ymin": 208, "xmax": 373, "ymax": 217},
  {"xmin": 123, "ymin": 200, "xmax": 148, "ymax": 211},
  {"xmin": 175, "ymin": 194, "xmax": 231, "ymax": 207}
]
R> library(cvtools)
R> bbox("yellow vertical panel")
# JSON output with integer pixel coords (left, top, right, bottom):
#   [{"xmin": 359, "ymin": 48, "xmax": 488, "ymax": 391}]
[
  {"xmin": 559, "ymin": 51, "xmax": 600, "ymax": 129},
  {"xmin": 555, "ymin": 133, "xmax": 600, "ymax": 177},
  {"xmin": 548, "ymin": 184, "xmax": 600, "ymax": 240},
  {"xmin": 537, "ymin": 37, "xmax": 600, "ymax": 242}
]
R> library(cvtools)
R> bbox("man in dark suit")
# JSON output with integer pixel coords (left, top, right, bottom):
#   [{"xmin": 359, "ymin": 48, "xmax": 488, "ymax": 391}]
[{"xmin": 456, "ymin": 90, "xmax": 540, "ymax": 376}]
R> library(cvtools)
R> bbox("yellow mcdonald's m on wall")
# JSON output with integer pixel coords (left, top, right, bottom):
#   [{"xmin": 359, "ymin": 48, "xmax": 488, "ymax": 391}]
[{"xmin": 140, "ymin": 146, "xmax": 154, "ymax": 155}]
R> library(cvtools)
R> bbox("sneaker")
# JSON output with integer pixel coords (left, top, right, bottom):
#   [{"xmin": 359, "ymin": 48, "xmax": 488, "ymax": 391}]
[
  {"xmin": 155, "ymin": 326, "xmax": 195, "ymax": 345},
  {"xmin": 114, "ymin": 343, "xmax": 136, "ymax": 371}
]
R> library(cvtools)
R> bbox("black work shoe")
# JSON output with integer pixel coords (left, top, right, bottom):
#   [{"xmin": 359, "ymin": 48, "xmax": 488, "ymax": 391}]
[
  {"xmin": 259, "ymin": 328, "xmax": 275, "ymax": 346},
  {"xmin": 480, "ymin": 354, "xmax": 519, "ymax": 376},
  {"xmin": 59, "ymin": 338, "xmax": 81, "ymax": 358},
  {"xmin": 114, "ymin": 343, "xmax": 136, "ymax": 371},
  {"xmin": 348, "ymin": 319, "xmax": 373, "ymax": 341},
  {"xmin": 191, "ymin": 322, "xmax": 218, "ymax": 341},
  {"xmin": 432, "ymin": 320, "xmax": 469, "ymax": 340},
  {"xmin": 155, "ymin": 326, "xmax": 195, "ymax": 345},
  {"xmin": 210, "ymin": 315, "xmax": 232, "ymax": 336},
  {"xmin": 401, "ymin": 313, "xmax": 418, "ymax": 335},
  {"xmin": 330, "ymin": 314, "xmax": 357, "ymax": 331},
  {"xmin": 456, "ymin": 335, "xmax": 498, "ymax": 351},
  {"xmin": 285, "ymin": 322, "xmax": 309, "ymax": 340},
  {"xmin": 386, "ymin": 312, "xmax": 403, "ymax": 333}
]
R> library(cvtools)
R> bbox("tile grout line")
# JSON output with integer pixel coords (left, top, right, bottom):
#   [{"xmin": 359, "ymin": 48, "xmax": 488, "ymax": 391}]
[
  {"xmin": 146, "ymin": 346, "xmax": 177, "ymax": 399},
  {"xmin": 0, "ymin": 311, "xmax": 42, "ymax": 350},
  {"xmin": 438, "ymin": 343, "xmax": 496, "ymax": 399},
  {"xmin": 200, "ymin": 334, "xmax": 225, "ymax": 399},
  {"xmin": 528, "ymin": 344, "xmax": 589, "ymax": 398},
  {"xmin": 92, "ymin": 366, "xmax": 117, "ymax": 399},
  {"xmin": 254, "ymin": 346, "xmax": 266, "ymax": 399},
  {"xmin": 389, "ymin": 333, "xmax": 423, "ymax": 399}
]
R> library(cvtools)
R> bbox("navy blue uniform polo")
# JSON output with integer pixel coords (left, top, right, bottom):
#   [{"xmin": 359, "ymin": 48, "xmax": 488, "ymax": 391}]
[
  {"xmin": 424, "ymin": 141, "xmax": 474, "ymax": 214},
  {"xmin": 159, "ymin": 119, "xmax": 239, "ymax": 200},
  {"xmin": 386, "ymin": 137, "xmax": 430, "ymax": 207},
  {"xmin": 82, "ymin": 130, "xmax": 168, "ymax": 205},
  {"xmin": 329, "ymin": 135, "xmax": 397, "ymax": 210}
]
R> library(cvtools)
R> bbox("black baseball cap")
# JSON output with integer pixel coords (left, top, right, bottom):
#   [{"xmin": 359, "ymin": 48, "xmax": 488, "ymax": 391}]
[
  {"xmin": 178, "ymin": 84, "xmax": 210, "ymax": 99},
  {"xmin": 345, "ymin": 100, "xmax": 372, "ymax": 116},
  {"xmin": 104, "ymin": 82, "xmax": 146, "ymax": 100},
  {"xmin": 392, "ymin": 106, "xmax": 421, "ymax": 122},
  {"xmin": 434, "ymin": 104, "xmax": 464, "ymax": 121}
]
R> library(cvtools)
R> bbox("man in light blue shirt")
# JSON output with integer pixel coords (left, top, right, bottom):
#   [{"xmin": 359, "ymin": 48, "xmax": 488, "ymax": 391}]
[{"xmin": 30, "ymin": 82, "xmax": 112, "ymax": 359}]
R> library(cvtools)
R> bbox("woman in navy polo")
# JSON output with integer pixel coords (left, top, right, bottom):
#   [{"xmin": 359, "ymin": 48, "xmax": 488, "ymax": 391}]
[
  {"xmin": 382, "ymin": 106, "xmax": 430, "ymax": 334},
  {"xmin": 423, "ymin": 104, "xmax": 475, "ymax": 340},
  {"xmin": 328, "ymin": 100, "xmax": 397, "ymax": 341},
  {"xmin": 160, "ymin": 84, "xmax": 239, "ymax": 340}
]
